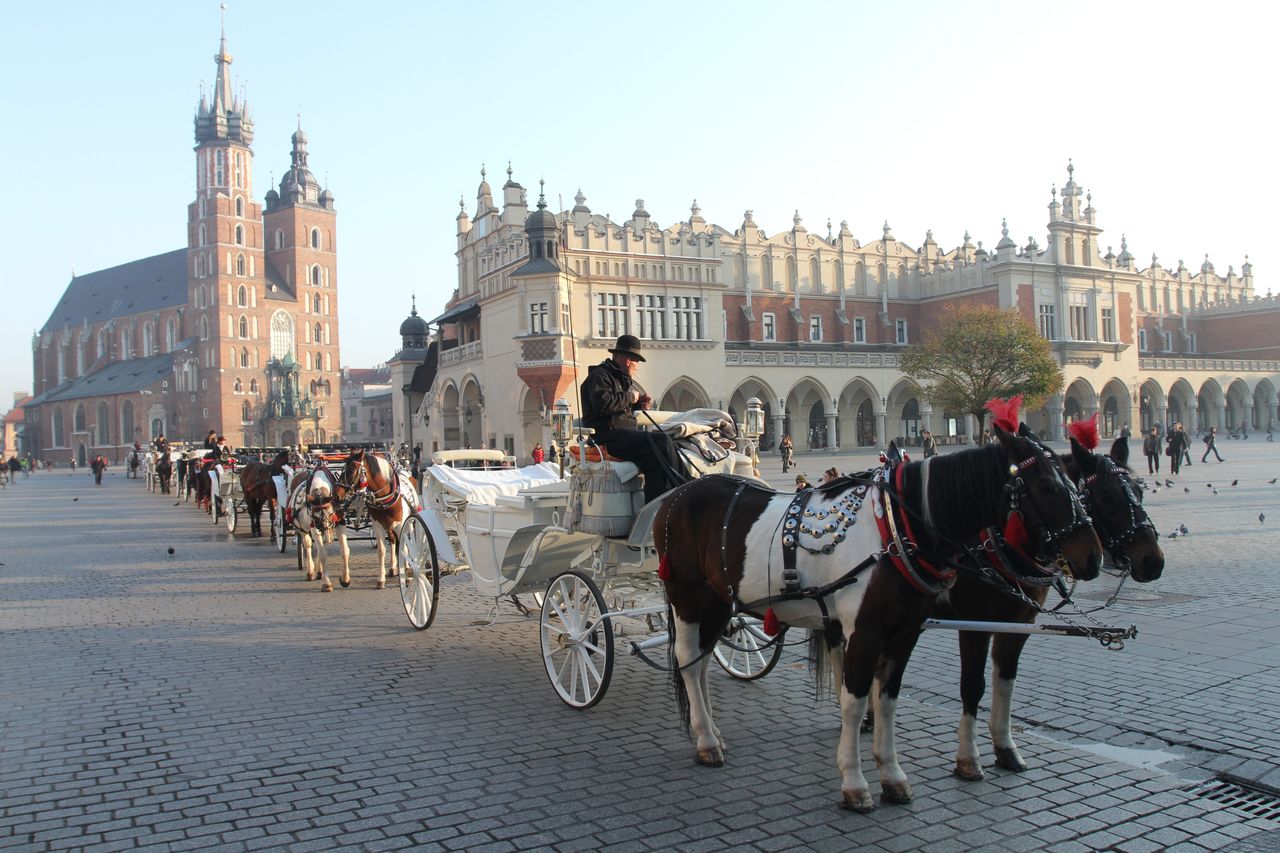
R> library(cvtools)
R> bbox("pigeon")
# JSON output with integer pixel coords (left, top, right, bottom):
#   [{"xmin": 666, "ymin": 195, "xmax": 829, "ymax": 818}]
[
  {"xmin": 1180, "ymin": 524, "xmax": 1189, "ymax": 535},
  {"xmin": 1167, "ymin": 531, "xmax": 1179, "ymax": 539},
  {"xmin": 1231, "ymin": 479, "xmax": 1238, "ymax": 486},
  {"xmin": 1261, "ymin": 513, "xmax": 1267, "ymax": 524},
  {"xmin": 1206, "ymin": 484, "xmax": 1213, "ymax": 488},
  {"xmin": 167, "ymin": 547, "xmax": 176, "ymax": 555},
  {"xmin": 1269, "ymin": 478, "xmax": 1277, "ymax": 484},
  {"xmin": 73, "ymin": 497, "xmax": 78, "ymax": 502},
  {"xmin": 1165, "ymin": 479, "xmax": 1174, "ymax": 488},
  {"xmin": 1184, "ymin": 487, "xmax": 1191, "ymax": 493},
  {"xmin": 1212, "ymin": 488, "xmax": 1219, "ymax": 495}
]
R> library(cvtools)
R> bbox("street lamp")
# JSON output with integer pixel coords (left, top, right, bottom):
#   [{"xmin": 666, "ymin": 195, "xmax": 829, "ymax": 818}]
[
  {"xmin": 744, "ymin": 397, "xmax": 764, "ymax": 475},
  {"xmin": 551, "ymin": 398, "xmax": 572, "ymax": 478}
]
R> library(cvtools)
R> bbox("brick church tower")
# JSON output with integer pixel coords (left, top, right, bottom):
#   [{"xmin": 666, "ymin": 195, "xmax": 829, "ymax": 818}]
[{"xmin": 186, "ymin": 24, "xmax": 340, "ymax": 446}]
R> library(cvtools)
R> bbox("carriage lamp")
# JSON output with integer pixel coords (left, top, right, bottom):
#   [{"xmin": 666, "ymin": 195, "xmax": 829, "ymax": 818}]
[
  {"xmin": 551, "ymin": 398, "xmax": 572, "ymax": 444},
  {"xmin": 744, "ymin": 397, "xmax": 765, "ymax": 441}
]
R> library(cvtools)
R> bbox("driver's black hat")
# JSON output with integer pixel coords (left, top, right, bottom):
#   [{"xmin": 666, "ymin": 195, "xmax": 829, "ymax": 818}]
[{"xmin": 608, "ymin": 334, "xmax": 646, "ymax": 362}]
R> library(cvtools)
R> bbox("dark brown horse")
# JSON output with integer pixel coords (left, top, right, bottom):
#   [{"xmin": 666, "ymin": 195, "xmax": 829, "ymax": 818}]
[
  {"xmin": 943, "ymin": 431, "xmax": 1164, "ymax": 780},
  {"xmin": 655, "ymin": 416, "xmax": 1103, "ymax": 812},
  {"xmin": 236, "ymin": 451, "xmax": 290, "ymax": 537}
]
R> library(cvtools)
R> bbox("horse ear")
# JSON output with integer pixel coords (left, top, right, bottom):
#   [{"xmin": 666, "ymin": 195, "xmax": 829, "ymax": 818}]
[
  {"xmin": 886, "ymin": 441, "xmax": 903, "ymax": 464},
  {"xmin": 1109, "ymin": 436, "xmax": 1130, "ymax": 467},
  {"xmin": 1069, "ymin": 436, "xmax": 1094, "ymax": 475}
]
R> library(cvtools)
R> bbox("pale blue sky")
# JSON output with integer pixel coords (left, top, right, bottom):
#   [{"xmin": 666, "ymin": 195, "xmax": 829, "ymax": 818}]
[{"xmin": 3, "ymin": 0, "xmax": 1275, "ymax": 408}]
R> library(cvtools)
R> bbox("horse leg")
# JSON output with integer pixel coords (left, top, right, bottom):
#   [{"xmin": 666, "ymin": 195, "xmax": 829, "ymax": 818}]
[
  {"xmin": 338, "ymin": 527, "xmax": 352, "ymax": 589},
  {"xmin": 315, "ymin": 528, "xmax": 333, "ymax": 592},
  {"xmin": 672, "ymin": 614, "xmax": 724, "ymax": 767},
  {"xmin": 372, "ymin": 520, "xmax": 388, "ymax": 589},
  {"xmin": 990, "ymin": 633, "xmax": 1031, "ymax": 772},
  {"xmin": 837, "ymin": 645, "xmax": 875, "ymax": 811},
  {"xmin": 872, "ymin": 636, "xmax": 922, "ymax": 805},
  {"xmin": 955, "ymin": 630, "xmax": 993, "ymax": 780},
  {"xmin": 302, "ymin": 528, "xmax": 318, "ymax": 582}
]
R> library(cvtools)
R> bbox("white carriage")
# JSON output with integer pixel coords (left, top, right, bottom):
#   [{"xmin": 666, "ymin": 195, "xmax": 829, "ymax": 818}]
[{"xmin": 395, "ymin": 407, "xmax": 785, "ymax": 708}]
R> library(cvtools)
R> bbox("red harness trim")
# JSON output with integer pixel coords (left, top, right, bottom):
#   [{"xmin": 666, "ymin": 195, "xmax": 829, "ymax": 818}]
[{"xmin": 872, "ymin": 463, "xmax": 956, "ymax": 594}]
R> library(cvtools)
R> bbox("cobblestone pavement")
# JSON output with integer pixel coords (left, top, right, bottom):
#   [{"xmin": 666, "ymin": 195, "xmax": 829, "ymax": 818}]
[{"xmin": 2, "ymin": 448, "xmax": 1279, "ymax": 852}]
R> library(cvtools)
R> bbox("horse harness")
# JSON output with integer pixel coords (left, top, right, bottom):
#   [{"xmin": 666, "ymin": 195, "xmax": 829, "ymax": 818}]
[{"xmin": 1076, "ymin": 457, "xmax": 1155, "ymax": 569}]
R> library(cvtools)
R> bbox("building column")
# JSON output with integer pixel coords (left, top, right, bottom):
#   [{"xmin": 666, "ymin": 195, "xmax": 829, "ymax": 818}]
[
  {"xmin": 1216, "ymin": 401, "xmax": 1227, "ymax": 431},
  {"xmin": 1046, "ymin": 393, "xmax": 1065, "ymax": 441},
  {"xmin": 965, "ymin": 413, "xmax": 979, "ymax": 443},
  {"xmin": 825, "ymin": 412, "xmax": 838, "ymax": 450},
  {"xmin": 1244, "ymin": 401, "xmax": 1255, "ymax": 432},
  {"xmin": 455, "ymin": 406, "xmax": 465, "ymax": 448},
  {"xmin": 874, "ymin": 411, "xmax": 886, "ymax": 447},
  {"xmin": 771, "ymin": 413, "xmax": 785, "ymax": 449},
  {"xmin": 1157, "ymin": 404, "xmax": 1169, "ymax": 433},
  {"xmin": 920, "ymin": 404, "xmax": 933, "ymax": 437}
]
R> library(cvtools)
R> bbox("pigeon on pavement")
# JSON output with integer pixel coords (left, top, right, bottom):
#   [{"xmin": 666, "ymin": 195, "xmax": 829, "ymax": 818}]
[
  {"xmin": 1184, "ymin": 487, "xmax": 1191, "ymax": 493},
  {"xmin": 1231, "ymin": 479, "xmax": 1239, "ymax": 486},
  {"xmin": 1167, "ymin": 531, "xmax": 1179, "ymax": 539},
  {"xmin": 1212, "ymin": 488, "xmax": 1219, "ymax": 495},
  {"xmin": 1261, "ymin": 513, "xmax": 1267, "ymax": 524},
  {"xmin": 1165, "ymin": 479, "xmax": 1174, "ymax": 488},
  {"xmin": 1269, "ymin": 478, "xmax": 1277, "ymax": 484},
  {"xmin": 1179, "ymin": 524, "xmax": 1189, "ymax": 535}
]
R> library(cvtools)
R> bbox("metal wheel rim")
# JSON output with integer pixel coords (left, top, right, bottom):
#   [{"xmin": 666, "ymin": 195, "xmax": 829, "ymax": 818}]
[
  {"xmin": 714, "ymin": 616, "xmax": 784, "ymax": 680},
  {"xmin": 397, "ymin": 517, "xmax": 438, "ymax": 631},
  {"xmin": 540, "ymin": 572, "xmax": 613, "ymax": 709},
  {"xmin": 226, "ymin": 500, "xmax": 237, "ymax": 533},
  {"xmin": 275, "ymin": 510, "xmax": 287, "ymax": 552}
]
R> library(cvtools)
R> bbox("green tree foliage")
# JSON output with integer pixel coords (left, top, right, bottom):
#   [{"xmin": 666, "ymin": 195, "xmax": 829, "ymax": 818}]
[{"xmin": 898, "ymin": 305, "xmax": 1063, "ymax": 441}]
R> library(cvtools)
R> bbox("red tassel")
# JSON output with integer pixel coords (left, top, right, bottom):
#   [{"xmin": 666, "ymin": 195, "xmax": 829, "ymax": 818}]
[
  {"xmin": 1004, "ymin": 511, "xmax": 1028, "ymax": 550},
  {"xmin": 763, "ymin": 607, "xmax": 781, "ymax": 636},
  {"xmin": 1067, "ymin": 412, "xmax": 1101, "ymax": 451},
  {"xmin": 657, "ymin": 554, "xmax": 671, "ymax": 581},
  {"xmin": 284, "ymin": 508, "xmax": 293, "ymax": 524},
  {"xmin": 984, "ymin": 395, "xmax": 1024, "ymax": 434},
  {"xmin": 331, "ymin": 512, "xmax": 341, "ymax": 525}
]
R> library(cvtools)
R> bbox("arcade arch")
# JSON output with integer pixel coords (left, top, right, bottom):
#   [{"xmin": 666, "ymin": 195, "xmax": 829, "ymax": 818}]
[
  {"xmin": 728, "ymin": 377, "xmax": 778, "ymax": 449},
  {"xmin": 1098, "ymin": 379, "xmax": 1131, "ymax": 437},
  {"xmin": 836, "ymin": 377, "xmax": 879, "ymax": 448},
  {"xmin": 784, "ymin": 378, "xmax": 834, "ymax": 450},
  {"xmin": 658, "ymin": 377, "xmax": 710, "ymax": 413}
]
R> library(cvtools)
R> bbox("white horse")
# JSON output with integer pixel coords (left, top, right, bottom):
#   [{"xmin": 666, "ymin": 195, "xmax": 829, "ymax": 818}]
[{"xmin": 295, "ymin": 466, "xmax": 342, "ymax": 591}]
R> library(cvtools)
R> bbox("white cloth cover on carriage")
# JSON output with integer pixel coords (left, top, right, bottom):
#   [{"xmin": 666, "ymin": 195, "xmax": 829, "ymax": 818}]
[
  {"xmin": 566, "ymin": 459, "xmax": 644, "ymax": 537},
  {"xmin": 272, "ymin": 466, "xmax": 295, "ymax": 508},
  {"xmin": 423, "ymin": 462, "xmax": 563, "ymax": 507}
]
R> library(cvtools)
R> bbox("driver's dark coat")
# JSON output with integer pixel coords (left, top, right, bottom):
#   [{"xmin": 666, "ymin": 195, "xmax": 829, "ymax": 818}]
[{"xmin": 580, "ymin": 359, "xmax": 648, "ymax": 438}]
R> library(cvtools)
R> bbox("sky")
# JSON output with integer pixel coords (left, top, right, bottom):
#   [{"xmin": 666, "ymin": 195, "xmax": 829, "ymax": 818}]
[{"xmin": 2, "ymin": 0, "xmax": 1276, "ymax": 410}]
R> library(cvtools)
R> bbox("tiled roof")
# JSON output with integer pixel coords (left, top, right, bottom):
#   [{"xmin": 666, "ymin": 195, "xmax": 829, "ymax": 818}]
[
  {"xmin": 27, "ymin": 352, "xmax": 175, "ymax": 405},
  {"xmin": 42, "ymin": 249, "xmax": 188, "ymax": 333},
  {"xmin": 2, "ymin": 396, "xmax": 31, "ymax": 425}
]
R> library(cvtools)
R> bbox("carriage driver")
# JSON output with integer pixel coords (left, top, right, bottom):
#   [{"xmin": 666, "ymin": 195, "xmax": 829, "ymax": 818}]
[{"xmin": 580, "ymin": 334, "xmax": 690, "ymax": 505}]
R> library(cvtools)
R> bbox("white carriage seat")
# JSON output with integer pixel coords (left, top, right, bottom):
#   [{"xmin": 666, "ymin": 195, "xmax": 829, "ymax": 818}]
[
  {"xmin": 272, "ymin": 466, "xmax": 295, "ymax": 507},
  {"xmin": 424, "ymin": 462, "xmax": 562, "ymax": 507}
]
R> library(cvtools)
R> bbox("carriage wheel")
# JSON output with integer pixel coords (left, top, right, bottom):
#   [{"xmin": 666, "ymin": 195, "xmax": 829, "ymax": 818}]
[
  {"xmin": 226, "ymin": 499, "xmax": 238, "ymax": 534},
  {"xmin": 714, "ymin": 616, "xmax": 785, "ymax": 681},
  {"xmin": 212, "ymin": 497, "xmax": 222, "ymax": 525},
  {"xmin": 540, "ymin": 571, "xmax": 614, "ymax": 709},
  {"xmin": 275, "ymin": 510, "xmax": 288, "ymax": 553},
  {"xmin": 396, "ymin": 515, "xmax": 440, "ymax": 631}
]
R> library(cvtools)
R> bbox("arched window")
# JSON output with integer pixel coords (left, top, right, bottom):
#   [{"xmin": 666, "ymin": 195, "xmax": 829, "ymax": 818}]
[
  {"xmin": 236, "ymin": 254, "xmax": 246, "ymax": 276},
  {"xmin": 238, "ymin": 285, "xmax": 247, "ymax": 307},
  {"xmin": 313, "ymin": 294, "xmax": 321, "ymax": 314},
  {"xmin": 199, "ymin": 196, "xmax": 206, "ymax": 216},
  {"xmin": 165, "ymin": 319, "xmax": 175, "ymax": 351},
  {"xmin": 314, "ymin": 322, "xmax": 322, "ymax": 343},
  {"xmin": 142, "ymin": 324, "xmax": 154, "ymax": 357},
  {"xmin": 311, "ymin": 265, "xmax": 321, "ymax": 286},
  {"xmin": 270, "ymin": 311, "xmax": 294, "ymax": 360},
  {"xmin": 234, "ymin": 378, "xmax": 243, "ymax": 393},
  {"xmin": 811, "ymin": 257, "xmax": 822, "ymax": 293},
  {"xmin": 235, "ymin": 224, "xmax": 244, "ymax": 245},
  {"xmin": 238, "ymin": 316, "xmax": 248, "ymax": 338},
  {"xmin": 311, "ymin": 228, "xmax": 320, "ymax": 249},
  {"xmin": 74, "ymin": 404, "xmax": 86, "ymax": 432},
  {"xmin": 240, "ymin": 347, "xmax": 249, "ymax": 367},
  {"xmin": 120, "ymin": 329, "xmax": 131, "ymax": 359},
  {"xmin": 199, "ymin": 316, "xmax": 209, "ymax": 341},
  {"xmin": 235, "ymin": 196, "xmax": 244, "ymax": 217},
  {"xmin": 242, "ymin": 400, "xmax": 252, "ymax": 422},
  {"xmin": 52, "ymin": 408, "xmax": 64, "ymax": 446},
  {"xmin": 274, "ymin": 229, "xmax": 284, "ymax": 250},
  {"xmin": 120, "ymin": 400, "xmax": 134, "ymax": 443},
  {"xmin": 250, "ymin": 378, "xmax": 258, "ymax": 393},
  {"xmin": 198, "ymin": 223, "xmax": 206, "ymax": 247},
  {"xmin": 97, "ymin": 402, "xmax": 110, "ymax": 445},
  {"xmin": 96, "ymin": 329, "xmax": 106, "ymax": 358},
  {"xmin": 215, "ymin": 150, "xmax": 225, "ymax": 186}
]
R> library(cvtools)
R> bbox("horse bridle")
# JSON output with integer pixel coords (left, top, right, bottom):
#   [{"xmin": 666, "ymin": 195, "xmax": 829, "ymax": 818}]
[
  {"xmin": 339, "ymin": 454, "xmax": 401, "ymax": 513},
  {"xmin": 1003, "ymin": 431, "xmax": 1094, "ymax": 566},
  {"xmin": 1076, "ymin": 456, "xmax": 1155, "ymax": 569}
]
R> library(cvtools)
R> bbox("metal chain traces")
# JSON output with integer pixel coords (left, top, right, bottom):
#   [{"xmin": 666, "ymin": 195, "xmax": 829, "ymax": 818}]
[{"xmin": 973, "ymin": 558, "xmax": 1135, "ymax": 649}]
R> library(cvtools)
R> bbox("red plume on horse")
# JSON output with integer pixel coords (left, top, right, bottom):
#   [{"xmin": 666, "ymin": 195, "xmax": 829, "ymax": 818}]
[{"xmin": 1067, "ymin": 412, "xmax": 1101, "ymax": 451}]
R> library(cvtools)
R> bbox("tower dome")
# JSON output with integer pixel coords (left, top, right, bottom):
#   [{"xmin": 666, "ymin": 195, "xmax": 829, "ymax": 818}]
[{"xmin": 399, "ymin": 297, "xmax": 429, "ymax": 349}]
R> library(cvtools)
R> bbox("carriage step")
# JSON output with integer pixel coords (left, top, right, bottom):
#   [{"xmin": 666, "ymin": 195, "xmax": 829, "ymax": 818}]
[{"xmin": 1183, "ymin": 776, "xmax": 1280, "ymax": 823}]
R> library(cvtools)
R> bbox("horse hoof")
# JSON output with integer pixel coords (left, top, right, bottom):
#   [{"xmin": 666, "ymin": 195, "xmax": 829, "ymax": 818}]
[
  {"xmin": 880, "ymin": 782, "xmax": 913, "ymax": 804},
  {"xmin": 340, "ymin": 579, "xmax": 351, "ymax": 589},
  {"xmin": 953, "ymin": 759, "xmax": 985, "ymax": 781},
  {"xmin": 841, "ymin": 790, "xmax": 875, "ymax": 813},
  {"xmin": 321, "ymin": 585, "xmax": 333, "ymax": 593},
  {"xmin": 377, "ymin": 581, "xmax": 386, "ymax": 590},
  {"xmin": 994, "ymin": 748, "xmax": 1027, "ymax": 772},
  {"xmin": 695, "ymin": 747, "xmax": 724, "ymax": 767}
]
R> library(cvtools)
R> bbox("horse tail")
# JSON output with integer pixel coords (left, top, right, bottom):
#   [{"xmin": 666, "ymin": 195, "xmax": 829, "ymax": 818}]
[
  {"xmin": 808, "ymin": 629, "xmax": 833, "ymax": 701},
  {"xmin": 665, "ymin": 605, "xmax": 691, "ymax": 735}
]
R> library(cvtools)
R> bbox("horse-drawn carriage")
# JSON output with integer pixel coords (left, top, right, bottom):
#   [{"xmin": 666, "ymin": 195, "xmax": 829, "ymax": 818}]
[{"xmin": 394, "ymin": 410, "xmax": 780, "ymax": 708}]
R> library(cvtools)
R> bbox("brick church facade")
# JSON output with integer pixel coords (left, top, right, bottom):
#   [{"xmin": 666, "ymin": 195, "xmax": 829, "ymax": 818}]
[{"xmin": 26, "ymin": 28, "xmax": 342, "ymax": 464}]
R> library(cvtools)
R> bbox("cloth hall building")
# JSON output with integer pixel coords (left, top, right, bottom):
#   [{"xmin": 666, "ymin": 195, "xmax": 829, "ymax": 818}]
[
  {"xmin": 409, "ymin": 163, "xmax": 1279, "ymax": 458},
  {"xmin": 26, "ymin": 30, "xmax": 342, "ymax": 464}
]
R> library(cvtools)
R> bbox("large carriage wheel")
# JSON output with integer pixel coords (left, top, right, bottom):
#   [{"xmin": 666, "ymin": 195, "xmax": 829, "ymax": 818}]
[
  {"xmin": 714, "ymin": 615, "xmax": 785, "ymax": 681},
  {"xmin": 274, "ymin": 508, "xmax": 288, "ymax": 552},
  {"xmin": 211, "ymin": 496, "xmax": 222, "ymax": 526},
  {"xmin": 226, "ymin": 498, "xmax": 238, "ymax": 534},
  {"xmin": 396, "ymin": 515, "xmax": 440, "ymax": 631},
  {"xmin": 540, "ymin": 571, "xmax": 614, "ymax": 709}
]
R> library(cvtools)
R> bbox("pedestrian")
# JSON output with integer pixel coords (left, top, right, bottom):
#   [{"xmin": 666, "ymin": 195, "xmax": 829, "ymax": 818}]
[
  {"xmin": 7, "ymin": 455, "xmax": 20, "ymax": 483},
  {"xmin": 1166, "ymin": 423, "xmax": 1188, "ymax": 475},
  {"xmin": 779, "ymin": 433, "xmax": 794, "ymax": 473},
  {"xmin": 820, "ymin": 467, "xmax": 840, "ymax": 484},
  {"xmin": 921, "ymin": 429, "xmax": 938, "ymax": 458},
  {"xmin": 1201, "ymin": 426, "xmax": 1225, "ymax": 463},
  {"xmin": 90, "ymin": 454, "xmax": 107, "ymax": 486},
  {"xmin": 1143, "ymin": 427, "xmax": 1161, "ymax": 474},
  {"xmin": 531, "ymin": 442, "xmax": 545, "ymax": 464},
  {"xmin": 1119, "ymin": 422, "xmax": 1132, "ymax": 440},
  {"xmin": 204, "ymin": 429, "xmax": 218, "ymax": 451}
]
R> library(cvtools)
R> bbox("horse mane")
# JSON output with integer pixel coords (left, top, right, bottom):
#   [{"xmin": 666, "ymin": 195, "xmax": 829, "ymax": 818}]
[{"xmin": 914, "ymin": 444, "xmax": 1008, "ymax": 540}]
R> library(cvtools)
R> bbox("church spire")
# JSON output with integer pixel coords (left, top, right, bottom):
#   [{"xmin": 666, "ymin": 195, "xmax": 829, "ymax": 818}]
[
  {"xmin": 213, "ymin": 4, "xmax": 232, "ymax": 113},
  {"xmin": 194, "ymin": 6, "xmax": 253, "ymax": 145}
]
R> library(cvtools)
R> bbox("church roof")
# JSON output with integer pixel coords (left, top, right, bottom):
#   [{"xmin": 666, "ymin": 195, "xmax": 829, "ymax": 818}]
[
  {"xmin": 27, "ymin": 351, "xmax": 178, "ymax": 405},
  {"xmin": 42, "ymin": 249, "xmax": 188, "ymax": 333}
]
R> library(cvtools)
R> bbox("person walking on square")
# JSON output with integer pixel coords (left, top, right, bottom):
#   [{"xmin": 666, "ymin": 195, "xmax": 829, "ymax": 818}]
[
  {"xmin": 1166, "ymin": 423, "xmax": 1188, "ymax": 475},
  {"xmin": 921, "ymin": 429, "xmax": 938, "ymax": 458},
  {"xmin": 1201, "ymin": 426, "xmax": 1225, "ymax": 463},
  {"xmin": 1143, "ymin": 427, "xmax": 1161, "ymax": 474},
  {"xmin": 779, "ymin": 433, "xmax": 794, "ymax": 472},
  {"xmin": 90, "ymin": 454, "xmax": 107, "ymax": 486},
  {"xmin": 531, "ymin": 442, "xmax": 545, "ymax": 464}
]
